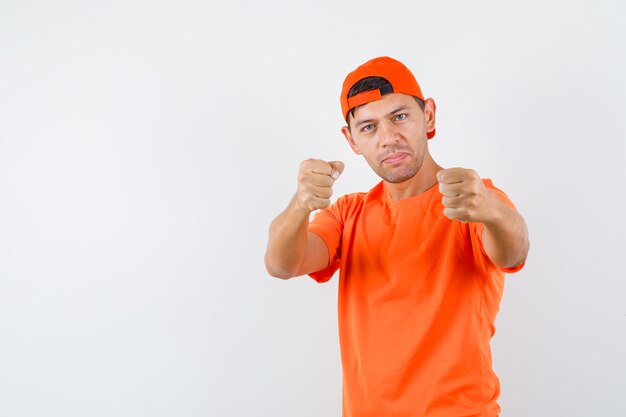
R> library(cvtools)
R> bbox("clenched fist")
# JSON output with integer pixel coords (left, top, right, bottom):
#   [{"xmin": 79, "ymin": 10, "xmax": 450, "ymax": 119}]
[
  {"xmin": 437, "ymin": 167, "xmax": 499, "ymax": 224},
  {"xmin": 295, "ymin": 159, "xmax": 345, "ymax": 212}
]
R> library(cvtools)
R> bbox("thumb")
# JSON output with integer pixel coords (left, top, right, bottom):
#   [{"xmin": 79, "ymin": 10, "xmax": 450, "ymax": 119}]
[
  {"xmin": 436, "ymin": 168, "xmax": 448, "ymax": 183},
  {"xmin": 329, "ymin": 161, "xmax": 345, "ymax": 179}
]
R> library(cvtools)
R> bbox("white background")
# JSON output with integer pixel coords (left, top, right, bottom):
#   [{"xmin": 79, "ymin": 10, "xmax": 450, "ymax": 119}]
[{"xmin": 1, "ymin": 0, "xmax": 624, "ymax": 416}]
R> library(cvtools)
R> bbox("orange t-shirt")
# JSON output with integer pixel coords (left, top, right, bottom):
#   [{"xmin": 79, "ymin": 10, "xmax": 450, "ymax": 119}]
[{"xmin": 308, "ymin": 179, "xmax": 524, "ymax": 417}]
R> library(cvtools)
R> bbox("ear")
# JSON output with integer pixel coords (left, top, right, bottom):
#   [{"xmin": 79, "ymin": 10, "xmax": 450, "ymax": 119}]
[
  {"xmin": 341, "ymin": 126, "xmax": 362, "ymax": 155},
  {"xmin": 424, "ymin": 98, "xmax": 436, "ymax": 137}
]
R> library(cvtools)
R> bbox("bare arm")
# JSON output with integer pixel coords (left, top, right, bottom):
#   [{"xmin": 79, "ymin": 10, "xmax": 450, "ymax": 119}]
[
  {"xmin": 264, "ymin": 159, "xmax": 344, "ymax": 279},
  {"xmin": 264, "ymin": 196, "xmax": 330, "ymax": 279},
  {"xmin": 480, "ymin": 192, "xmax": 529, "ymax": 268}
]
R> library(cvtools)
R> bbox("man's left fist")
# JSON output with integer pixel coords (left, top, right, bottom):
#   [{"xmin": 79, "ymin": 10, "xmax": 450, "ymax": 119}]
[{"xmin": 436, "ymin": 167, "xmax": 498, "ymax": 224}]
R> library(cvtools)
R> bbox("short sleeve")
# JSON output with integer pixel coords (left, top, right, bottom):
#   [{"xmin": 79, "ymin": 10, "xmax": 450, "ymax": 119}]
[
  {"xmin": 469, "ymin": 179, "xmax": 526, "ymax": 274},
  {"xmin": 307, "ymin": 198, "xmax": 345, "ymax": 283}
]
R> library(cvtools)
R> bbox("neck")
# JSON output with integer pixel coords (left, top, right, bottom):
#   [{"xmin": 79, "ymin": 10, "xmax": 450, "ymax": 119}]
[{"xmin": 384, "ymin": 154, "xmax": 442, "ymax": 201}]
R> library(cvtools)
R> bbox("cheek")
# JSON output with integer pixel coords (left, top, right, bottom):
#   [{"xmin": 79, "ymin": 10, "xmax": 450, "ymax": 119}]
[
  {"xmin": 403, "ymin": 119, "xmax": 423, "ymax": 133},
  {"xmin": 354, "ymin": 143, "xmax": 379, "ymax": 162},
  {"xmin": 358, "ymin": 145, "xmax": 375, "ymax": 159},
  {"xmin": 353, "ymin": 136, "xmax": 374, "ymax": 152},
  {"xmin": 401, "ymin": 121, "xmax": 426, "ymax": 143}
]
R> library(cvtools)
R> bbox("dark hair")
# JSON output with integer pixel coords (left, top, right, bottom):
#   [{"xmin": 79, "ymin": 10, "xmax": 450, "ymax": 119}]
[{"xmin": 347, "ymin": 76, "xmax": 425, "ymax": 123}]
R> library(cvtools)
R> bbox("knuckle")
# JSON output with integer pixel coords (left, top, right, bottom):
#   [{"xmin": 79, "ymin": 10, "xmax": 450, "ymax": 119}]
[{"xmin": 301, "ymin": 158, "xmax": 319, "ymax": 171}]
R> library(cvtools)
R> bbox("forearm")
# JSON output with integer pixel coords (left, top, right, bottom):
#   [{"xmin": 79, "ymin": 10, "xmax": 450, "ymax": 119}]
[
  {"xmin": 264, "ymin": 195, "xmax": 312, "ymax": 279},
  {"xmin": 481, "ymin": 195, "xmax": 529, "ymax": 268}
]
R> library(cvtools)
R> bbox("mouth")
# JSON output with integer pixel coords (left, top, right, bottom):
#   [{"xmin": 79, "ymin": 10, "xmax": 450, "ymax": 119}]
[{"xmin": 382, "ymin": 152, "xmax": 409, "ymax": 164}]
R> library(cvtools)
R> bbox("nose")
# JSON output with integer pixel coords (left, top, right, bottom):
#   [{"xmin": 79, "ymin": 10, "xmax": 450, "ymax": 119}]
[{"xmin": 378, "ymin": 119, "xmax": 401, "ymax": 147}]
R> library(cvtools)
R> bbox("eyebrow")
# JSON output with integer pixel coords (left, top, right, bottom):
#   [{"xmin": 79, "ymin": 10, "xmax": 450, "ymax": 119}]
[{"xmin": 354, "ymin": 105, "xmax": 411, "ymax": 127}]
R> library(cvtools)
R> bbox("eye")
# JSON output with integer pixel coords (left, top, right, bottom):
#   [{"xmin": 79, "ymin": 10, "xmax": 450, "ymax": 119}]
[
  {"xmin": 394, "ymin": 113, "xmax": 407, "ymax": 121},
  {"xmin": 362, "ymin": 124, "xmax": 375, "ymax": 133}
]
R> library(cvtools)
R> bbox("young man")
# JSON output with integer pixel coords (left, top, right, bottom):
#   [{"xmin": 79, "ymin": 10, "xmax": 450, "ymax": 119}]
[{"xmin": 265, "ymin": 56, "xmax": 529, "ymax": 417}]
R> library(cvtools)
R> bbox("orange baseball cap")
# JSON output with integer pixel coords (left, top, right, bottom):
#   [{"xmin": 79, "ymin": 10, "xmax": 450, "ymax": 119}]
[{"xmin": 340, "ymin": 56, "xmax": 435, "ymax": 139}]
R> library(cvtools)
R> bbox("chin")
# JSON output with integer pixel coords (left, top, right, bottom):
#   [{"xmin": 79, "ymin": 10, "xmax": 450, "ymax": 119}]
[
  {"xmin": 375, "ymin": 154, "xmax": 425, "ymax": 183},
  {"xmin": 382, "ymin": 174, "xmax": 416, "ymax": 183},
  {"xmin": 378, "ymin": 167, "xmax": 418, "ymax": 183}
]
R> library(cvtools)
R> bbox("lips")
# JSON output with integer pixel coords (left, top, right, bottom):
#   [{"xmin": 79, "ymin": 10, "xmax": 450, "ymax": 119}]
[{"xmin": 382, "ymin": 152, "xmax": 409, "ymax": 164}]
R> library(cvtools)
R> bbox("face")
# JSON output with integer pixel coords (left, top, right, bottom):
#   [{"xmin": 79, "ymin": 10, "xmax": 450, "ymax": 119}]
[{"xmin": 342, "ymin": 93, "xmax": 436, "ymax": 183}]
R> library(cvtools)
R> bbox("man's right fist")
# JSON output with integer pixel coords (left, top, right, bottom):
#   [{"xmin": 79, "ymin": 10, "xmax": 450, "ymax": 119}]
[{"xmin": 295, "ymin": 159, "xmax": 345, "ymax": 212}]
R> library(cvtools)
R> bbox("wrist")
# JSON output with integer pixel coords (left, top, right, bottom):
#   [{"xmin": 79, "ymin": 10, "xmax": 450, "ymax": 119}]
[
  {"xmin": 290, "ymin": 195, "xmax": 313, "ymax": 217},
  {"xmin": 481, "ymin": 191, "xmax": 507, "ymax": 228}
]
